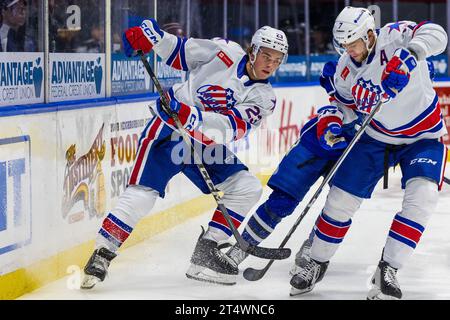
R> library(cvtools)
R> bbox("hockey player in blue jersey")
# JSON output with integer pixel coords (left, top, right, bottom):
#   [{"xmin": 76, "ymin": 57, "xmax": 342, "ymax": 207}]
[
  {"xmin": 289, "ymin": 7, "xmax": 448, "ymax": 300},
  {"xmin": 80, "ymin": 20, "xmax": 289, "ymax": 289},
  {"xmin": 222, "ymin": 58, "xmax": 362, "ymax": 270}
]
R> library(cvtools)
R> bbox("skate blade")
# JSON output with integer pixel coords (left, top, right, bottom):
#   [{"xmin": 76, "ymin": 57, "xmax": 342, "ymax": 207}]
[
  {"xmin": 186, "ymin": 264, "xmax": 237, "ymax": 286},
  {"xmin": 289, "ymin": 285, "xmax": 314, "ymax": 297},
  {"xmin": 366, "ymin": 287, "xmax": 400, "ymax": 300},
  {"xmin": 80, "ymin": 275, "xmax": 101, "ymax": 289}
]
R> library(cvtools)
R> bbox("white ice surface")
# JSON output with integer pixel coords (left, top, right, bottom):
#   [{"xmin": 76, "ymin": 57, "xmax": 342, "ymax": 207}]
[{"xmin": 20, "ymin": 170, "xmax": 450, "ymax": 300}]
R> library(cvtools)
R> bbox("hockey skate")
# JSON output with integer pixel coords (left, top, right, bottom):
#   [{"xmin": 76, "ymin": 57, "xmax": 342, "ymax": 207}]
[
  {"xmin": 226, "ymin": 243, "xmax": 249, "ymax": 267},
  {"xmin": 289, "ymin": 237, "xmax": 313, "ymax": 276},
  {"xmin": 186, "ymin": 228, "xmax": 238, "ymax": 285},
  {"xmin": 367, "ymin": 260, "xmax": 402, "ymax": 300},
  {"xmin": 289, "ymin": 258, "xmax": 329, "ymax": 296},
  {"xmin": 81, "ymin": 247, "xmax": 117, "ymax": 289}
]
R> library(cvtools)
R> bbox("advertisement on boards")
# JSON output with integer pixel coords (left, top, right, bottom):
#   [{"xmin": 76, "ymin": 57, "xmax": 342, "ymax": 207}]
[
  {"xmin": 434, "ymin": 84, "xmax": 450, "ymax": 145},
  {"xmin": 111, "ymin": 53, "xmax": 154, "ymax": 96},
  {"xmin": 61, "ymin": 123, "xmax": 107, "ymax": 224},
  {"xmin": 0, "ymin": 53, "xmax": 44, "ymax": 106},
  {"xmin": 0, "ymin": 135, "xmax": 31, "ymax": 257},
  {"xmin": 49, "ymin": 53, "xmax": 105, "ymax": 102}
]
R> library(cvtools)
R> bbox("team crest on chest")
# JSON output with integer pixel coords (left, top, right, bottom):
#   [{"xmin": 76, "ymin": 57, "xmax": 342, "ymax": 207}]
[
  {"xmin": 351, "ymin": 78, "xmax": 384, "ymax": 112},
  {"xmin": 197, "ymin": 84, "xmax": 237, "ymax": 111}
]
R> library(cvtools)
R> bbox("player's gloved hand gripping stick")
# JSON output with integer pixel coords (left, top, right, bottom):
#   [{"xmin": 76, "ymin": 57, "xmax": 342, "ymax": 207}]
[
  {"xmin": 137, "ymin": 50, "xmax": 291, "ymax": 261},
  {"xmin": 243, "ymin": 96, "xmax": 386, "ymax": 281}
]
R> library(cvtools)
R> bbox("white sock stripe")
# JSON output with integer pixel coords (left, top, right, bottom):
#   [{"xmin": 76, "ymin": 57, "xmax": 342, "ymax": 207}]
[
  {"xmin": 315, "ymin": 228, "xmax": 345, "ymax": 240},
  {"xmin": 319, "ymin": 216, "xmax": 351, "ymax": 230},
  {"xmin": 244, "ymin": 225, "xmax": 265, "ymax": 243},
  {"xmin": 253, "ymin": 212, "xmax": 274, "ymax": 233},
  {"xmin": 393, "ymin": 218, "xmax": 423, "ymax": 234},
  {"xmin": 389, "ymin": 229, "xmax": 418, "ymax": 245}
]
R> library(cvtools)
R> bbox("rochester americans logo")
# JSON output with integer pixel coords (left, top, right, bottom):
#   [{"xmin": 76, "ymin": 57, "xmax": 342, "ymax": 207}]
[
  {"xmin": 197, "ymin": 85, "xmax": 237, "ymax": 112},
  {"xmin": 351, "ymin": 77, "xmax": 388, "ymax": 113}
]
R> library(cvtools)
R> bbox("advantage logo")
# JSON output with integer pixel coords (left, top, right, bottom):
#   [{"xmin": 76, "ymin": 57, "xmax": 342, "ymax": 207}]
[
  {"xmin": 0, "ymin": 53, "xmax": 44, "ymax": 106},
  {"xmin": 49, "ymin": 53, "xmax": 105, "ymax": 102},
  {"xmin": 111, "ymin": 54, "xmax": 152, "ymax": 95}
]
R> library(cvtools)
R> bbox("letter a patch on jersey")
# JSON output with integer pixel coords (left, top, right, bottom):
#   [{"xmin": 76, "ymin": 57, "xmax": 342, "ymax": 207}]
[{"xmin": 217, "ymin": 51, "xmax": 233, "ymax": 68}]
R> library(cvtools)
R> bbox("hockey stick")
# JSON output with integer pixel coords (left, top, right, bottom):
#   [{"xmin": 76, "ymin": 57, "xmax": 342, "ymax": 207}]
[
  {"xmin": 243, "ymin": 98, "xmax": 385, "ymax": 281},
  {"xmin": 138, "ymin": 51, "xmax": 290, "ymax": 261},
  {"xmin": 444, "ymin": 177, "xmax": 450, "ymax": 185}
]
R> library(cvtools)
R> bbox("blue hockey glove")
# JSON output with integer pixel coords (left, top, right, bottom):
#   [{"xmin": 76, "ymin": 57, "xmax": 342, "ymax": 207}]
[
  {"xmin": 381, "ymin": 48, "xmax": 417, "ymax": 98},
  {"xmin": 316, "ymin": 105, "xmax": 348, "ymax": 151},
  {"xmin": 319, "ymin": 60, "xmax": 338, "ymax": 95}
]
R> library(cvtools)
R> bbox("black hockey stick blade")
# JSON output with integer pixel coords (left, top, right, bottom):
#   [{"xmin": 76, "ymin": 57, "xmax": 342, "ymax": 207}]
[
  {"xmin": 242, "ymin": 243, "xmax": 291, "ymax": 260},
  {"xmin": 217, "ymin": 241, "xmax": 291, "ymax": 260},
  {"xmin": 444, "ymin": 176, "xmax": 450, "ymax": 185},
  {"xmin": 218, "ymin": 204, "xmax": 291, "ymax": 260},
  {"xmin": 243, "ymin": 261, "xmax": 274, "ymax": 281}
]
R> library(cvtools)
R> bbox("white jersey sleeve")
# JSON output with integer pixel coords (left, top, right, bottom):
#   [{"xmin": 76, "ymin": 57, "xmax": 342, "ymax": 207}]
[
  {"xmin": 380, "ymin": 21, "xmax": 448, "ymax": 60},
  {"xmin": 199, "ymin": 85, "xmax": 276, "ymax": 144},
  {"xmin": 152, "ymin": 31, "xmax": 239, "ymax": 71}
]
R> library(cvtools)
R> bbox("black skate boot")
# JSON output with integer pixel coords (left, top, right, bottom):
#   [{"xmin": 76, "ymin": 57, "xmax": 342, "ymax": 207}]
[
  {"xmin": 81, "ymin": 247, "xmax": 117, "ymax": 289},
  {"xmin": 367, "ymin": 260, "xmax": 402, "ymax": 300},
  {"xmin": 226, "ymin": 243, "xmax": 249, "ymax": 267},
  {"xmin": 290, "ymin": 258, "xmax": 329, "ymax": 296},
  {"xmin": 289, "ymin": 237, "xmax": 313, "ymax": 276},
  {"xmin": 186, "ymin": 228, "xmax": 238, "ymax": 285}
]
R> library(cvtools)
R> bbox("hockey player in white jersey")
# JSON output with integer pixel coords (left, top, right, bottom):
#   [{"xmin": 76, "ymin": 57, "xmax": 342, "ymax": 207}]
[
  {"xmin": 290, "ymin": 7, "xmax": 448, "ymax": 300},
  {"xmin": 80, "ymin": 19, "xmax": 288, "ymax": 288},
  {"xmin": 222, "ymin": 59, "xmax": 435, "ymax": 278}
]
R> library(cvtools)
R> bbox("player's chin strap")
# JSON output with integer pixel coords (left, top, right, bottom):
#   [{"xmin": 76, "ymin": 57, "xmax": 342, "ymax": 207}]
[
  {"xmin": 249, "ymin": 45, "xmax": 260, "ymax": 79},
  {"xmin": 136, "ymin": 50, "xmax": 290, "ymax": 261},
  {"xmin": 361, "ymin": 31, "xmax": 377, "ymax": 62},
  {"xmin": 243, "ymin": 97, "xmax": 387, "ymax": 282}
]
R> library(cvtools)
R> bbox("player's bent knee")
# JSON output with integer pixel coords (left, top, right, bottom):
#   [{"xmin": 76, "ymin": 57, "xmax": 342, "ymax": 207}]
[
  {"xmin": 220, "ymin": 170, "xmax": 262, "ymax": 200},
  {"xmin": 403, "ymin": 177, "xmax": 439, "ymax": 221},
  {"xmin": 246, "ymin": 174, "xmax": 264, "ymax": 202},
  {"xmin": 323, "ymin": 186, "xmax": 363, "ymax": 221},
  {"xmin": 217, "ymin": 171, "xmax": 263, "ymax": 217},
  {"xmin": 113, "ymin": 185, "xmax": 159, "ymax": 224},
  {"xmin": 265, "ymin": 188, "xmax": 299, "ymax": 218},
  {"xmin": 241, "ymin": 178, "xmax": 263, "ymax": 209}
]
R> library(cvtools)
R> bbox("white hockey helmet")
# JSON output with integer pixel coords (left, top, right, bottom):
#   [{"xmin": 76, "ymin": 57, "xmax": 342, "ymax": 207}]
[
  {"xmin": 250, "ymin": 26, "xmax": 289, "ymax": 64},
  {"xmin": 333, "ymin": 6, "xmax": 376, "ymax": 51}
]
